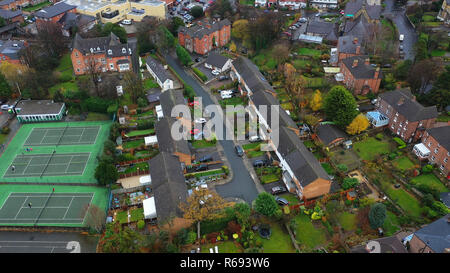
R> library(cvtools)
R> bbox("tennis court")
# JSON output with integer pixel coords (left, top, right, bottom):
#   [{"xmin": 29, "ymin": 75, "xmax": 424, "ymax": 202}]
[
  {"xmin": 3, "ymin": 153, "xmax": 90, "ymax": 178},
  {"xmin": 24, "ymin": 126, "xmax": 100, "ymax": 146},
  {"xmin": 0, "ymin": 192, "xmax": 93, "ymax": 225}
]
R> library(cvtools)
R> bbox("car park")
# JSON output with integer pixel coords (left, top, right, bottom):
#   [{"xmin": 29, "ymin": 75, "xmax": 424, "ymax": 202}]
[
  {"xmin": 275, "ymin": 196, "xmax": 289, "ymax": 206},
  {"xmin": 271, "ymin": 186, "xmax": 287, "ymax": 195},
  {"xmin": 235, "ymin": 145, "xmax": 244, "ymax": 157}
]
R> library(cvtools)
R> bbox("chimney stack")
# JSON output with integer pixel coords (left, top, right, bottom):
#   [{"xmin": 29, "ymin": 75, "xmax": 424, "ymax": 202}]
[
  {"xmin": 356, "ymin": 45, "xmax": 360, "ymax": 54},
  {"xmin": 353, "ymin": 37, "xmax": 358, "ymax": 44},
  {"xmin": 365, "ymin": 58, "xmax": 370, "ymax": 65},
  {"xmin": 374, "ymin": 67, "xmax": 380, "ymax": 79},
  {"xmin": 397, "ymin": 96, "xmax": 405, "ymax": 106},
  {"xmin": 352, "ymin": 59, "xmax": 358, "ymax": 68}
]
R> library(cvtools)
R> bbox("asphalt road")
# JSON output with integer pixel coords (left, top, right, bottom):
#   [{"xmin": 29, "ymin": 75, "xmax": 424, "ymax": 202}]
[
  {"xmin": 164, "ymin": 54, "xmax": 259, "ymax": 204},
  {"xmin": 0, "ymin": 231, "xmax": 98, "ymax": 253},
  {"xmin": 383, "ymin": 0, "xmax": 417, "ymax": 60}
]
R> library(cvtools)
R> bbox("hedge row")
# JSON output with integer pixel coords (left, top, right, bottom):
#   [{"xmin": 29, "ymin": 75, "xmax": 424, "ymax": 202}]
[{"xmin": 193, "ymin": 67, "xmax": 207, "ymax": 82}]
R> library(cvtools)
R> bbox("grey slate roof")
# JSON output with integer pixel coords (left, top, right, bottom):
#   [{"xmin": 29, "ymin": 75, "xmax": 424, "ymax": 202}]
[
  {"xmin": 159, "ymin": 89, "xmax": 186, "ymax": 118},
  {"xmin": 306, "ymin": 21, "xmax": 338, "ymax": 41},
  {"xmin": 72, "ymin": 33, "xmax": 133, "ymax": 58},
  {"xmin": 35, "ymin": 2, "xmax": 76, "ymax": 19},
  {"xmin": 440, "ymin": 192, "xmax": 450, "ymax": 208},
  {"xmin": 155, "ymin": 117, "xmax": 191, "ymax": 156},
  {"xmin": 343, "ymin": 15, "xmax": 374, "ymax": 42},
  {"xmin": 0, "ymin": 0, "xmax": 15, "ymax": 6},
  {"xmin": 379, "ymin": 89, "xmax": 438, "ymax": 122},
  {"xmin": 316, "ymin": 124, "xmax": 347, "ymax": 146},
  {"xmin": 351, "ymin": 236, "xmax": 408, "ymax": 253},
  {"xmin": 146, "ymin": 55, "xmax": 172, "ymax": 84},
  {"xmin": 342, "ymin": 55, "xmax": 382, "ymax": 79},
  {"xmin": 0, "ymin": 9, "xmax": 22, "ymax": 20},
  {"xmin": 15, "ymin": 100, "xmax": 64, "ymax": 115},
  {"xmin": 146, "ymin": 89, "xmax": 161, "ymax": 103},
  {"xmin": 426, "ymin": 126, "xmax": 450, "ymax": 152},
  {"xmin": 413, "ymin": 214, "xmax": 450, "ymax": 253},
  {"xmin": 344, "ymin": 0, "xmax": 381, "ymax": 20},
  {"xmin": 58, "ymin": 13, "xmax": 96, "ymax": 30},
  {"xmin": 178, "ymin": 18, "xmax": 230, "ymax": 39},
  {"xmin": 232, "ymin": 57, "xmax": 274, "ymax": 94},
  {"xmin": 148, "ymin": 152, "xmax": 188, "ymax": 222},
  {"xmin": 205, "ymin": 52, "xmax": 229, "ymax": 69},
  {"xmin": 278, "ymin": 126, "xmax": 330, "ymax": 187},
  {"xmin": 338, "ymin": 35, "xmax": 365, "ymax": 54}
]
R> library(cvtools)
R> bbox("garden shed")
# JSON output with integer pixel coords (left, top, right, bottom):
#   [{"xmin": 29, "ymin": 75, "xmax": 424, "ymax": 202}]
[
  {"xmin": 143, "ymin": 196, "xmax": 157, "ymax": 219},
  {"xmin": 144, "ymin": 135, "xmax": 158, "ymax": 147}
]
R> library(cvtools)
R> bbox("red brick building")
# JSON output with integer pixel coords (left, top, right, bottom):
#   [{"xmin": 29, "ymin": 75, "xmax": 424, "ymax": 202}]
[
  {"xmin": 0, "ymin": 9, "xmax": 24, "ymax": 24},
  {"xmin": 178, "ymin": 18, "xmax": 231, "ymax": 55},
  {"xmin": 336, "ymin": 35, "xmax": 364, "ymax": 64},
  {"xmin": 0, "ymin": 0, "xmax": 29, "ymax": 10},
  {"xmin": 35, "ymin": 2, "xmax": 76, "ymax": 27},
  {"xmin": 376, "ymin": 88, "xmax": 438, "ymax": 143},
  {"xmin": 71, "ymin": 33, "xmax": 134, "ymax": 75},
  {"xmin": 421, "ymin": 126, "xmax": 450, "ymax": 177},
  {"xmin": 340, "ymin": 55, "xmax": 382, "ymax": 95}
]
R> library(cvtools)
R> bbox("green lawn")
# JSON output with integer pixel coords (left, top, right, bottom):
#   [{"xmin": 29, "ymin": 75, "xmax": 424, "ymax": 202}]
[
  {"xmin": 436, "ymin": 113, "xmax": 450, "ymax": 122},
  {"xmin": 392, "ymin": 156, "xmax": 415, "ymax": 171},
  {"xmin": 431, "ymin": 50, "xmax": 446, "ymax": 57},
  {"xmin": 130, "ymin": 208, "xmax": 144, "ymax": 222},
  {"xmin": 219, "ymin": 97, "xmax": 245, "ymax": 108},
  {"xmin": 411, "ymin": 174, "xmax": 448, "ymax": 193},
  {"xmin": 201, "ymin": 241, "xmax": 242, "ymax": 253},
  {"xmin": 279, "ymin": 193, "xmax": 300, "ymax": 205},
  {"xmin": 0, "ymin": 133, "xmax": 7, "ymax": 144},
  {"xmin": 192, "ymin": 169, "xmax": 224, "ymax": 179},
  {"xmin": 242, "ymin": 142, "xmax": 260, "ymax": 151},
  {"xmin": 260, "ymin": 174, "xmax": 280, "ymax": 184},
  {"xmin": 239, "ymin": 0, "xmax": 255, "ymax": 5},
  {"xmin": 422, "ymin": 15, "xmax": 436, "ymax": 22},
  {"xmin": 294, "ymin": 213, "xmax": 327, "ymax": 250},
  {"xmin": 261, "ymin": 222, "xmax": 296, "ymax": 253},
  {"xmin": 321, "ymin": 163, "xmax": 335, "ymax": 175},
  {"xmin": 191, "ymin": 139, "xmax": 216, "ymax": 149},
  {"xmin": 116, "ymin": 210, "xmax": 128, "ymax": 224},
  {"xmin": 49, "ymin": 81, "xmax": 79, "ymax": 96},
  {"xmin": 383, "ymin": 210, "xmax": 401, "ymax": 236},
  {"xmin": 298, "ymin": 48, "xmax": 322, "ymax": 57},
  {"xmin": 143, "ymin": 78, "xmax": 159, "ymax": 89},
  {"xmin": 125, "ymin": 129, "xmax": 155, "ymax": 137},
  {"xmin": 121, "ymin": 162, "xmax": 149, "ymax": 174},
  {"xmin": 293, "ymin": 59, "xmax": 310, "ymax": 70},
  {"xmin": 85, "ymin": 112, "xmax": 110, "ymax": 121},
  {"xmin": 247, "ymin": 150, "xmax": 265, "ymax": 158},
  {"xmin": 354, "ymin": 137, "xmax": 392, "ymax": 161},
  {"xmin": 55, "ymin": 53, "xmax": 74, "ymax": 82},
  {"xmin": 22, "ymin": 1, "xmax": 51, "ymax": 12},
  {"xmin": 385, "ymin": 185, "xmax": 423, "ymax": 218},
  {"xmin": 123, "ymin": 139, "xmax": 145, "ymax": 149},
  {"xmin": 338, "ymin": 212, "xmax": 357, "ymax": 231},
  {"xmin": 302, "ymin": 76, "xmax": 328, "ymax": 88}
]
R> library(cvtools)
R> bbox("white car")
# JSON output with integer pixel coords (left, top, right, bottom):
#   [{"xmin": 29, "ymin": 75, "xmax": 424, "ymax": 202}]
[
  {"xmin": 221, "ymin": 93, "xmax": 232, "ymax": 99},
  {"xmin": 1, "ymin": 104, "xmax": 10, "ymax": 110},
  {"xmin": 212, "ymin": 70, "xmax": 220, "ymax": 76},
  {"xmin": 249, "ymin": 135, "xmax": 261, "ymax": 142},
  {"xmin": 194, "ymin": 118, "xmax": 207, "ymax": 124},
  {"xmin": 220, "ymin": 90, "xmax": 233, "ymax": 96},
  {"xmin": 121, "ymin": 19, "xmax": 132, "ymax": 25}
]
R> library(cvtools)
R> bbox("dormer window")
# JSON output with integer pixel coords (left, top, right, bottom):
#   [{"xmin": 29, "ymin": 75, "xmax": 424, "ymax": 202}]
[
  {"xmin": 97, "ymin": 47, "xmax": 100, "ymax": 51},
  {"xmin": 128, "ymin": 48, "xmax": 132, "ymax": 55},
  {"xmin": 90, "ymin": 48, "xmax": 94, "ymax": 53},
  {"xmin": 108, "ymin": 49, "xmax": 112, "ymax": 55},
  {"xmin": 122, "ymin": 48, "xmax": 126, "ymax": 53}
]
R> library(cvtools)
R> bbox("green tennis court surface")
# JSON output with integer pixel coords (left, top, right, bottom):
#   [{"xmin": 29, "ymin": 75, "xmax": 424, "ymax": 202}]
[
  {"xmin": 24, "ymin": 126, "xmax": 100, "ymax": 146},
  {"xmin": 4, "ymin": 153, "xmax": 90, "ymax": 178},
  {"xmin": 0, "ymin": 192, "xmax": 93, "ymax": 225}
]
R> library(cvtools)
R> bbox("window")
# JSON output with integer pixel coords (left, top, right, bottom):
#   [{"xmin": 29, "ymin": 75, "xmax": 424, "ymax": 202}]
[
  {"xmin": 428, "ymin": 142, "xmax": 432, "ymax": 147},
  {"xmin": 444, "ymin": 158, "xmax": 448, "ymax": 163},
  {"xmin": 431, "ymin": 156, "xmax": 435, "ymax": 161},
  {"xmin": 108, "ymin": 49, "xmax": 112, "ymax": 55},
  {"xmin": 440, "ymin": 165, "xmax": 444, "ymax": 171},
  {"xmin": 77, "ymin": 60, "xmax": 80, "ymax": 65},
  {"xmin": 434, "ymin": 148, "xmax": 439, "ymax": 154},
  {"xmin": 75, "ymin": 52, "xmax": 78, "ymax": 57}
]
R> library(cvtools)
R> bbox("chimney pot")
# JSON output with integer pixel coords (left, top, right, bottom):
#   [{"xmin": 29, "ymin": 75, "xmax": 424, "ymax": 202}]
[
  {"xmin": 365, "ymin": 58, "xmax": 370, "ymax": 65},
  {"xmin": 397, "ymin": 97, "xmax": 405, "ymax": 106},
  {"xmin": 353, "ymin": 37, "xmax": 358, "ymax": 44},
  {"xmin": 352, "ymin": 59, "xmax": 358, "ymax": 68},
  {"xmin": 356, "ymin": 45, "xmax": 360, "ymax": 54}
]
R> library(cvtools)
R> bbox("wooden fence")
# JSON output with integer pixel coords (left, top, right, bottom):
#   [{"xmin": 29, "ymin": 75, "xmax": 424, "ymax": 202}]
[
  {"xmin": 117, "ymin": 157, "xmax": 152, "ymax": 166},
  {"xmin": 118, "ymin": 169, "xmax": 150, "ymax": 179}
]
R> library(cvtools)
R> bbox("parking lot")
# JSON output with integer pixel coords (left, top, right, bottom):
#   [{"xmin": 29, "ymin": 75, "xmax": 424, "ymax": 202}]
[{"xmin": 169, "ymin": 0, "xmax": 212, "ymax": 22}]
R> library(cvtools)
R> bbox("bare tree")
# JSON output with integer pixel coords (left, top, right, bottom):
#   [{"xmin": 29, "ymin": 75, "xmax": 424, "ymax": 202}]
[
  {"xmin": 82, "ymin": 204, "xmax": 106, "ymax": 233},
  {"xmin": 84, "ymin": 56, "xmax": 103, "ymax": 97},
  {"xmin": 123, "ymin": 71, "xmax": 144, "ymax": 104},
  {"xmin": 36, "ymin": 21, "xmax": 68, "ymax": 59}
]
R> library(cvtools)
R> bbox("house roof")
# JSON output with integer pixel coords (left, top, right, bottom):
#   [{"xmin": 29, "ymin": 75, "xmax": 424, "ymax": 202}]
[
  {"xmin": 413, "ymin": 214, "xmax": 450, "ymax": 253},
  {"xmin": 278, "ymin": 126, "xmax": 330, "ymax": 187},
  {"xmin": 58, "ymin": 13, "xmax": 95, "ymax": 30},
  {"xmin": 306, "ymin": 21, "xmax": 338, "ymax": 41},
  {"xmin": 0, "ymin": 0, "xmax": 15, "ymax": 6},
  {"xmin": 344, "ymin": 0, "xmax": 381, "ymax": 20},
  {"xmin": 342, "ymin": 55, "xmax": 382, "ymax": 79},
  {"xmin": 35, "ymin": 2, "xmax": 76, "ymax": 19},
  {"xmin": 0, "ymin": 9, "xmax": 22, "ymax": 20},
  {"xmin": 146, "ymin": 55, "xmax": 172, "ymax": 84},
  {"xmin": 379, "ymin": 89, "xmax": 438, "ymax": 122},
  {"xmin": 146, "ymin": 89, "xmax": 161, "ymax": 103},
  {"xmin": 159, "ymin": 89, "xmax": 186, "ymax": 118},
  {"xmin": 155, "ymin": 117, "xmax": 191, "ymax": 156},
  {"xmin": 15, "ymin": 100, "xmax": 64, "ymax": 116},
  {"xmin": 148, "ymin": 152, "xmax": 187, "ymax": 221},
  {"xmin": 316, "ymin": 124, "xmax": 347, "ymax": 146},
  {"xmin": 205, "ymin": 52, "xmax": 229, "ymax": 69},
  {"xmin": 338, "ymin": 35, "xmax": 365, "ymax": 55},
  {"xmin": 351, "ymin": 236, "xmax": 408, "ymax": 253},
  {"xmin": 343, "ymin": 15, "xmax": 374, "ymax": 42},
  {"xmin": 232, "ymin": 56, "xmax": 275, "ymax": 94},
  {"xmin": 426, "ymin": 126, "xmax": 450, "ymax": 152},
  {"xmin": 440, "ymin": 192, "xmax": 450, "ymax": 208},
  {"xmin": 178, "ymin": 18, "xmax": 230, "ymax": 39},
  {"xmin": 72, "ymin": 33, "xmax": 133, "ymax": 58}
]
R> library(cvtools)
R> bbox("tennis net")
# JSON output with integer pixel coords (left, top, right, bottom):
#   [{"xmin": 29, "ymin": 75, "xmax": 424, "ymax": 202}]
[{"xmin": 33, "ymin": 191, "xmax": 54, "ymax": 226}]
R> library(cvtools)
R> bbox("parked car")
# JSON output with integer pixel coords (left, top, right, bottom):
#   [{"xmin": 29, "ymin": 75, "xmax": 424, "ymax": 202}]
[
  {"xmin": 249, "ymin": 135, "xmax": 261, "ymax": 143},
  {"xmin": 221, "ymin": 93, "xmax": 232, "ymax": 99},
  {"xmin": 199, "ymin": 155, "xmax": 213, "ymax": 163},
  {"xmin": 399, "ymin": 45, "xmax": 404, "ymax": 51},
  {"xmin": 371, "ymin": 99, "xmax": 378, "ymax": 105},
  {"xmin": 194, "ymin": 118, "xmax": 207, "ymax": 124},
  {"xmin": 271, "ymin": 186, "xmax": 287, "ymax": 195},
  {"xmin": 1, "ymin": 104, "xmax": 10, "ymax": 110},
  {"xmin": 195, "ymin": 57, "xmax": 201, "ymax": 62},
  {"xmin": 252, "ymin": 159, "xmax": 267, "ymax": 168},
  {"xmin": 235, "ymin": 145, "xmax": 244, "ymax": 157},
  {"xmin": 195, "ymin": 164, "xmax": 208, "ymax": 172},
  {"xmin": 299, "ymin": 18, "xmax": 307, "ymax": 23},
  {"xmin": 218, "ymin": 75, "xmax": 229, "ymax": 81},
  {"xmin": 211, "ymin": 69, "xmax": 220, "ymax": 76},
  {"xmin": 399, "ymin": 34, "xmax": 404, "ymax": 41},
  {"xmin": 275, "ymin": 196, "xmax": 289, "ymax": 206},
  {"xmin": 121, "ymin": 19, "xmax": 132, "ymax": 25}
]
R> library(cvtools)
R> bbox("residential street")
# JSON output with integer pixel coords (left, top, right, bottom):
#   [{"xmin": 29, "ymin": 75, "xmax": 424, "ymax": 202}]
[
  {"xmin": 382, "ymin": 0, "xmax": 417, "ymax": 60},
  {"xmin": 164, "ymin": 53, "xmax": 259, "ymax": 204}
]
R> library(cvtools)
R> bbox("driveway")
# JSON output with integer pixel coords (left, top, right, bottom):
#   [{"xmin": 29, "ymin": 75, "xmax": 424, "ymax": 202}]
[
  {"xmin": 382, "ymin": 0, "xmax": 417, "ymax": 60},
  {"xmin": 0, "ymin": 231, "xmax": 98, "ymax": 253},
  {"xmin": 164, "ymin": 53, "xmax": 259, "ymax": 204}
]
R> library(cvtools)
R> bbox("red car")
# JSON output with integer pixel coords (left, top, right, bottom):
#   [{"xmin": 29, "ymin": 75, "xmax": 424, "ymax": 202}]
[
  {"xmin": 190, "ymin": 129, "xmax": 200, "ymax": 135},
  {"xmin": 188, "ymin": 101, "xmax": 200, "ymax": 107}
]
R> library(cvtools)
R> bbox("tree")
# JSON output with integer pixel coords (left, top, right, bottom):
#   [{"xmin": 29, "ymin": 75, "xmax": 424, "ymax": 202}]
[
  {"xmin": 231, "ymin": 19, "xmax": 250, "ymax": 41},
  {"xmin": 253, "ymin": 192, "xmax": 279, "ymax": 217},
  {"xmin": 95, "ymin": 161, "xmax": 118, "ymax": 185},
  {"xmin": 0, "ymin": 62, "xmax": 28, "ymax": 93},
  {"xmin": 234, "ymin": 202, "xmax": 251, "ymax": 229},
  {"xmin": 0, "ymin": 72, "xmax": 12, "ymax": 100},
  {"xmin": 168, "ymin": 16, "xmax": 185, "ymax": 37},
  {"xmin": 247, "ymin": 12, "xmax": 284, "ymax": 51},
  {"xmin": 407, "ymin": 58, "xmax": 442, "ymax": 93},
  {"xmin": 100, "ymin": 23, "xmax": 127, "ymax": 43},
  {"xmin": 157, "ymin": 25, "xmax": 176, "ymax": 51},
  {"xmin": 36, "ymin": 21, "xmax": 68, "ymax": 60},
  {"xmin": 82, "ymin": 204, "xmax": 106, "ymax": 233},
  {"xmin": 179, "ymin": 188, "xmax": 227, "ymax": 223},
  {"xmin": 230, "ymin": 41, "xmax": 237, "ymax": 53},
  {"xmin": 84, "ymin": 56, "xmax": 103, "ymax": 96},
  {"xmin": 272, "ymin": 42, "xmax": 290, "ymax": 64},
  {"xmin": 123, "ymin": 71, "xmax": 143, "ymax": 103},
  {"xmin": 342, "ymin": 178, "xmax": 359, "ymax": 190},
  {"xmin": 136, "ymin": 17, "xmax": 160, "ymax": 55},
  {"xmin": 0, "ymin": 17, "xmax": 5, "ymax": 28},
  {"xmin": 368, "ymin": 203, "xmax": 386, "ymax": 229},
  {"xmin": 346, "ymin": 114, "xmax": 369, "ymax": 135},
  {"xmin": 99, "ymin": 222, "xmax": 144, "ymax": 253},
  {"xmin": 309, "ymin": 89, "xmax": 323, "ymax": 111},
  {"xmin": 210, "ymin": 0, "xmax": 233, "ymax": 18},
  {"xmin": 190, "ymin": 6, "xmax": 204, "ymax": 18},
  {"xmin": 323, "ymin": 86, "xmax": 359, "ymax": 129},
  {"xmin": 393, "ymin": 60, "xmax": 413, "ymax": 81},
  {"xmin": 176, "ymin": 44, "xmax": 192, "ymax": 66}
]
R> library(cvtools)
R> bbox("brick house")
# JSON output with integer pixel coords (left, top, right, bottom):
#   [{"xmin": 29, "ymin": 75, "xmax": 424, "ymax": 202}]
[
  {"xmin": 0, "ymin": 9, "xmax": 23, "ymax": 24},
  {"xmin": 336, "ymin": 35, "xmax": 364, "ymax": 65},
  {"xmin": 178, "ymin": 18, "xmax": 231, "ymax": 55},
  {"xmin": 35, "ymin": 2, "xmax": 77, "ymax": 27},
  {"xmin": 0, "ymin": 0, "xmax": 29, "ymax": 10},
  {"xmin": 340, "ymin": 55, "xmax": 382, "ymax": 95},
  {"xmin": 278, "ymin": 0, "xmax": 307, "ymax": 10},
  {"xmin": 376, "ymin": 88, "xmax": 438, "ymax": 143},
  {"xmin": 71, "ymin": 33, "xmax": 134, "ymax": 75},
  {"xmin": 420, "ymin": 126, "xmax": 450, "ymax": 177},
  {"xmin": 408, "ymin": 214, "xmax": 450, "ymax": 253}
]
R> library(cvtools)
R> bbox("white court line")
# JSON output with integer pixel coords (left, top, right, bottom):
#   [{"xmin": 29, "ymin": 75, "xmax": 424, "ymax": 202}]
[
  {"xmin": 13, "ymin": 197, "xmax": 29, "ymax": 220},
  {"xmin": 76, "ymin": 128, "xmax": 86, "ymax": 144},
  {"xmin": 0, "ymin": 192, "xmax": 11, "ymax": 211},
  {"xmin": 64, "ymin": 155, "xmax": 74, "ymax": 174},
  {"xmin": 62, "ymin": 197, "xmax": 74, "ymax": 220}
]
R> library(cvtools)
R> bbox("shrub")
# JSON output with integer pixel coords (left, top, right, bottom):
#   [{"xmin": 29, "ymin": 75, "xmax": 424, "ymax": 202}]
[
  {"xmin": 393, "ymin": 137, "xmax": 406, "ymax": 149},
  {"xmin": 375, "ymin": 133, "xmax": 384, "ymax": 140},
  {"xmin": 337, "ymin": 164, "xmax": 348, "ymax": 173},
  {"xmin": 369, "ymin": 203, "xmax": 386, "ymax": 229},
  {"xmin": 1, "ymin": 126, "xmax": 10, "ymax": 134},
  {"xmin": 193, "ymin": 67, "xmax": 207, "ymax": 82},
  {"xmin": 431, "ymin": 201, "xmax": 449, "ymax": 216},
  {"xmin": 421, "ymin": 164, "xmax": 433, "ymax": 174},
  {"xmin": 184, "ymin": 85, "xmax": 196, "ymax": 101},
  {"xmin": 388, "ymin": 153, "xmax": 397, "ymax": 160},
  {"xmin": 342, "ymin": 177, "xmax": 358, "ymax": 190},
  {"xmin": 137, "ymin": 120, "xmax": 154, "ymax": 130},
  {"xmin": 137, "ymin": 97, "xmax": 147, "ymax": 108},
  {"xmin": 137, "ymin": 220, "xmax": 145, "ymax": 229}
]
